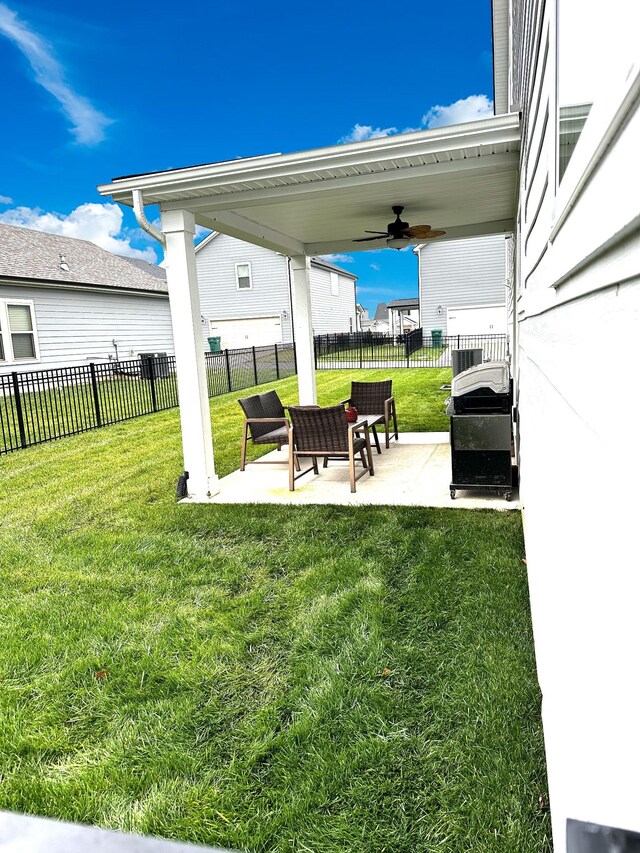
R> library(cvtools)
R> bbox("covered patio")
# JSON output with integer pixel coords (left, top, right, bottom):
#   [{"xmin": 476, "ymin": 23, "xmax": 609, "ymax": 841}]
[
  {"xmin": 98, "ymin": 114, "xmax": 520, "ymax": 501},
  {"xmin": 204, "ymin": 432, "xmax": 518, "ymax": 509}
]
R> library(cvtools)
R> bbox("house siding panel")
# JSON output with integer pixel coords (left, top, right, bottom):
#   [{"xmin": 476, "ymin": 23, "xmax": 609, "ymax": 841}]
[
  {"xmin": 512, "ymin": 1, "xmax": 640, "ymax": 848},
  {"xmin": 0, "ymin": 283, "xmax": 173, "ymax": 374},
  {"xmin": 196, "ymin": 233, "xmax": 293, "ymax": 348},
  {"xmin": 418, "ymin": 235, "xmax": 508, "ymax": 333},
  {"xmin": 309, "ymin": 268, "xmax": 356, "ymax": 335},
  {"xmin": 196, "ymin": 234, "xmax": 357, "ymax": 346}
]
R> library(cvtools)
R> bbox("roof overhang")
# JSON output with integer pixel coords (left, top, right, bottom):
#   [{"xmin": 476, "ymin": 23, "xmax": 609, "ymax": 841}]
[
  {"xmin": 98, "ymin": 113, "xmax": 520, "ymax": 257},
  {"xmin": 492, "ymin": 0, "xmax": 511, "ymax": 115}
]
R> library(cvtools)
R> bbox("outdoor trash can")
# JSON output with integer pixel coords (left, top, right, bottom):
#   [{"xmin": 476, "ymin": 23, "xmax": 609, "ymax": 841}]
[
  {"xmin": 208, "ymin": 336, "xmax": 221, "ymax": 353},
  {"xmin": 431, "ymin": 329, "xmax": 443, "ymax": 348}
]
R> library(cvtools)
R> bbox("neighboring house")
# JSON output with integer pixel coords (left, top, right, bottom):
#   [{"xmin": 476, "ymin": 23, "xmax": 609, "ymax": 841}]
[
  {"xmin": 361, "ymin": 302, "xmax": 390, "ymax": 332},
  {"xmin": 195, "ymin": 232, "xmax": 357, "ymax": 349},
  {"xmin": 0, "ymin": 224, "xmax": 172, "ymax": 374},
  {"xmin": 494, "ymin": 0, "xmax": 638, "ymax": 848},
  {"xmin": 386, "ymin": 298, "xmax": 419, "ymax": 336},
  {"xmin": 415, "ymin": 234, "xmax": 508, "ymax": 336},
  {"xmin": 355, "ymin": 303, "xmax": 367, "ymax": 331}
]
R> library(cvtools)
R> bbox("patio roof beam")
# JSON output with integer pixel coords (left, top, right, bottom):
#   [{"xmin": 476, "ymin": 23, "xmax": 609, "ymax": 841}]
[
  {"xmin": 97, "ymin": 114, "xmax": 520, "ymax": 206},
  {"xmin": 192, "ymin": 209, "xmax": 306, "ymax": 256},
  {"xmin": 155, "ymin": 153, "xmax": 520, "ymax": 213}
]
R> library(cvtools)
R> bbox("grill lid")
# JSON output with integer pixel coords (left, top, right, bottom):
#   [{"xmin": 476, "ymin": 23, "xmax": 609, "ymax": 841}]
[{"xmin": 451, "ymin": 361, "xmax": 510, "ymax": 398}]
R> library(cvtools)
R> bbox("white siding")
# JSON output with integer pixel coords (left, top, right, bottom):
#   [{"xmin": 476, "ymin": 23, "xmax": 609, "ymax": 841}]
[
  {"xmin": 196, "ymin": 233, "xmax": 292, "ymax": 348},
  {"xmin": 418, "ymin": 235, "xmax": 508, "ymax": 333},
  {"xmin": 196, "ymin": 234, "xmax": 357, "ymax": 346},
  {"xmin": 512, "ymin": 1, "xmax": 640, "ymax": 848},
  {"xmin": 309, "ymin": 267, "xmax": 356, "ymax": 334},
  {"xmin": 0, "ymin": 283, "xmax": 173, "ymax": 374}
]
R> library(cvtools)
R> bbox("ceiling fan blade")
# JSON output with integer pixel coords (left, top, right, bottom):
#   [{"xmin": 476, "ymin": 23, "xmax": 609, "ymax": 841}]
[
  {"xmin": 402, "ymin": 225, "xmax": 432, "ymax": 238},
  {"xmin": 422, "ymin": 229, "xmax": 446, "ymax": 238},
  {"xmin": 353, "ymin": 234, "xmax": 388, "ymax": 242},
  {"xmin": 363, "ymin": 230, "xmax": 389, "ymax": 235}
]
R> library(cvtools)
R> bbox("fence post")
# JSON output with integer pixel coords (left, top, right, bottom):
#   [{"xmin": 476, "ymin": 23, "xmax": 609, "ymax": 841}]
[
  {"xmin": 11, "ymin": 372, "xmax": 27, "ymax": 449},
  {"xmin": 148, "ymin": 357, "xmax": 158, "ymax": 412},
  {"xmin": 293, "ymin": 343, "xmax": 298, "ymax": 375},
  {"xmin": 359, "ymin": 335, "xmax": 363, "ymax": 369},
  {"xmin": 313, "ymin": 337, "xmax": 318, "ymax": 369},
  {"xmin": 224, "ymin": 349, "xmax": 232, "ymax": 392},
  {"xmin": 274, "ymin": 343, "xmax": 280, "ymax": 379},
  {"xmin": 251, "ymin": 346, "xmax": 258, "ymax": 386},
  {"xmin": 89, "ymin": 363, "xmax": 102, "ymax": 427}
]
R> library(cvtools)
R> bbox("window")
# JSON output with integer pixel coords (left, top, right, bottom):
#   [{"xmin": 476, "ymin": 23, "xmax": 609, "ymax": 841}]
[
  {"xmin": 330, "ymin": 272, "xmax": 339, "ymax": 297},
  {"xmin": 0, "ymin": 300, "xmax": 39, "ymax": 362},
  {"xmin": 235, "ymin": 262, "xmax": 252, "ymax": 290}
]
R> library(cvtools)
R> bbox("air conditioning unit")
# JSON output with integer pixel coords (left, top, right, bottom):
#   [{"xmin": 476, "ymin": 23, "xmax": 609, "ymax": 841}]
[{"xmin": 452, "ymin": 348, "xmax": 483, "ymax": 376}]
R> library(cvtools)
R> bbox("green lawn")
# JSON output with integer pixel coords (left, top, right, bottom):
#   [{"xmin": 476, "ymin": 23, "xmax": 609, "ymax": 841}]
[{"xmin": 0, "ymin": 369, "xmax": 550, "ymax": 852}]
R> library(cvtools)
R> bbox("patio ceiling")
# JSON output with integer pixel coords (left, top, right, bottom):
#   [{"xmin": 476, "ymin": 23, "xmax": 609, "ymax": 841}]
[{"xmin": 98, "ymin": 113, "xmax": 520, "ymax": 257}]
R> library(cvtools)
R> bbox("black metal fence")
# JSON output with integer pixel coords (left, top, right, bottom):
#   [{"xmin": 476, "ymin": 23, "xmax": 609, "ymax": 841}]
[
  {"xmin": 0, "ymin": 344, "xmax": 296, "ymax": 455},
  {"xmin": 314, "ymin": 331, "xmax": 509, "ymax": 369}
]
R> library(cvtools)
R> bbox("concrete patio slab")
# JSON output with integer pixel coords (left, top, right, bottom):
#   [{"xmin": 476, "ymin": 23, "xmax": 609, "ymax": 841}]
[{"xmin": 199, "ymin": 433, "xmax": 518, "ymax": 510}]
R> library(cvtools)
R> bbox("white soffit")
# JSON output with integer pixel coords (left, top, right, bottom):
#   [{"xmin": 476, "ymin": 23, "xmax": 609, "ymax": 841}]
[
  {"xmin": 98, "ymin": 114, "xmax": 520, "ymax": 256},
  {"xmin": 492, "ymin": 0, "xmax": 511, "ymax": 115}
]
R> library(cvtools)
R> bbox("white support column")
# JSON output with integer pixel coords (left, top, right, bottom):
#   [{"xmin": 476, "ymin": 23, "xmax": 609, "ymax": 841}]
[
  {"xmin": 290, "ymin": 255, "xmax": 317, "ymax": 405},
  {"xmin": 161, "ymin": 208, "xmax": 219, "ymax": 500}
]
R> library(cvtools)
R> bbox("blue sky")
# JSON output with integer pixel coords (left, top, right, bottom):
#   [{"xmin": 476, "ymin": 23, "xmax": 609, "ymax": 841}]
[{"xmin": 0, "ymin": 0, "xmax": 494, "ymax": 315}]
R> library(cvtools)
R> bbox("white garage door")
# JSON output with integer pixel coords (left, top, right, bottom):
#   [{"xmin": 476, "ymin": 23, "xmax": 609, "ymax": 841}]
[
  {"xmin": 209, "ymin": 316, "xmax": 282, "ymax": 350},
  {"xmin": 446, "ymin": 304, "xmax": 506, "ymax": 336}
]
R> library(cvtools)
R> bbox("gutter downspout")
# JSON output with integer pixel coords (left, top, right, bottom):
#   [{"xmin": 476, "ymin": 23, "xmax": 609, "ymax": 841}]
[{"xmin": 132, "ymin": 189, "xmax": 166, "ymax": 248}]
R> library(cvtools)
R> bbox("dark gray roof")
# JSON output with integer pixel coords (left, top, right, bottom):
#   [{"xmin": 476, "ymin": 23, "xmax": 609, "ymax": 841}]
[
  {"xmin": 374, "ymin": 302, "xmax": 388, "ymax": 320},
  {"xmin": 119, "ymin": 255, "xmax": 168, "ymax": 281},
  {"xmin": 0, "ymin": 223, "xmax": 168, "ymax": 293},
  {"xmin": 387, "ymin": 298, "xmax": 419, "ymax": 309}
]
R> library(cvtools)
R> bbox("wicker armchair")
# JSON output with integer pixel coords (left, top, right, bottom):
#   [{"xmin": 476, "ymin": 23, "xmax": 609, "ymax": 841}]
[
  {"xmin": 238, "ymin": 390, "xmax": 299, "ymax": 471},
  {"xmin": 288, "ymin": 404, "xmax": 374, "ymax": 493},
  {"xmin": 340, "ymin": 380, "xmax": 398, "ymax": 452}
]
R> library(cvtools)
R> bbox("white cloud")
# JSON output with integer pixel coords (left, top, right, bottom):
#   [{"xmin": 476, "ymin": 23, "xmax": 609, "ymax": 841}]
[
  {"xmin": 338, "ymin": 124, "xmax": 398, "ymax": 144},
  {"xmin": 339, "ymin": 94, "xmax": 494, "ymax": 145},
  {"xmin": 370, "ymin": 263, "xmax": 381, "ymax": 271},
  {"xmin": 422, "ymin": 94, "xmax": 494, "ymax": 129},
  {"xmin": 0, "ymin": 3, "xmax": 111, "ymax": 145},
  {"xmin": 0, "ymin": 203, "xmax": 157, "ymax": 261},
  {"xmin": 0, "ymin": 194, "xmax": 12, "ymax": 204},
  {"xmin": 319, "ymin": 253, "xmax": 354, "ymax": 264}
]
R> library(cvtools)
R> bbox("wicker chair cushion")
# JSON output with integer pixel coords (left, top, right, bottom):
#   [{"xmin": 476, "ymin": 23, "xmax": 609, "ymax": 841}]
[
  {"xmin": 289, "ymin": 404, "xmax": 356, "ymax": 453},
  {"xmin": 239, "ymin": 391, "xmax": 288, "ymax": 441},
  {"xmin": 253, "ymin": 426, "xmax": 289, "ymax": 445},
  {"xmin": 349, "ymin": 380, "xmax": 392, "ymax": 414}
]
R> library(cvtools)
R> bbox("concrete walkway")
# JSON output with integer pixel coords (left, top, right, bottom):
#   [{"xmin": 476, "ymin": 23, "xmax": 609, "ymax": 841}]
[{"xmin": 201, "ymin": 432, "xmax": 518, "ymax": 510}]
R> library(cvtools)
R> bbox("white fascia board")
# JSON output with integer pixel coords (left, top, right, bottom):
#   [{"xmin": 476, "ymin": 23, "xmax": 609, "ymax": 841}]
[
  {"xmin": 305, "ymin": 219, "xmax": 516, "ymax": 256},
  {"xmin": 0, "ymin": 276, "xmax": 168, "ymax": 297},
  {"xmin": 194, "ymin": 231, "xmax": 220, "ymax": 253},
  {"xmin": 157, "ymin": 152, "xmax": 520, "ymax": 215},
  {"xmin": 492, "ymin": 0, "xmax": 510, "ymax": 114},
  {"xmin": 310, "ymin": 258, "xmax": 358, "ymax": 280},
  {"xmin": 97, "ymin": 114, "xmax": 520, "ymax": 206},
  {"xmin": 194, "ymin": 210, "xmax": 306, "ymax": 257}
]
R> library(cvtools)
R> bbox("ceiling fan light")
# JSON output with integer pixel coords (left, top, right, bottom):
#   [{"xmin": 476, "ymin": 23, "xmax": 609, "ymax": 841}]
[{"xmin": 387, "ymin": 236, "xmax": 412, "ymax": 250}]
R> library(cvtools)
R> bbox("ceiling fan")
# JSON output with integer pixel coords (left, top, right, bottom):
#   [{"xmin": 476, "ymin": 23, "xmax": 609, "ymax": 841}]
[{"xmin": 353, "ymin": 205, "xmax": 446, "ymax": 249}]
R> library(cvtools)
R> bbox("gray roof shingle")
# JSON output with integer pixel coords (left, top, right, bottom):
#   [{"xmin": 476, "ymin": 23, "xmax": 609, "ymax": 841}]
[
  {"xmin": 387, "ymin": 298, "xmax": 419, "ymax": 309},
  {"xmin": 0, "ymin": 223, "xmax": 167, "ymax": 293}
]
